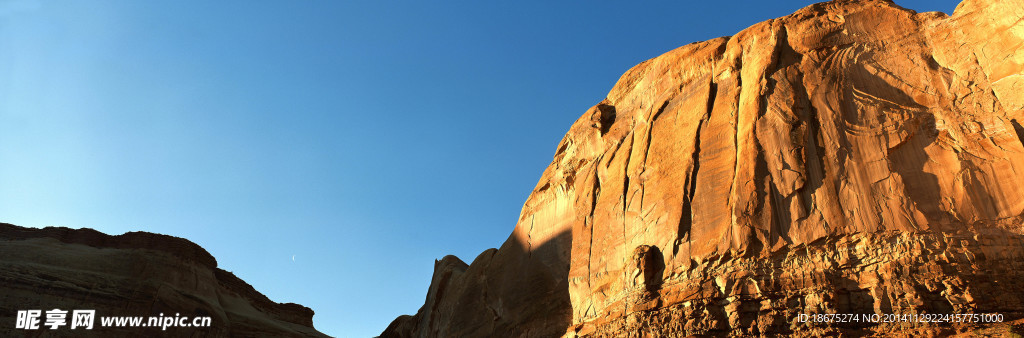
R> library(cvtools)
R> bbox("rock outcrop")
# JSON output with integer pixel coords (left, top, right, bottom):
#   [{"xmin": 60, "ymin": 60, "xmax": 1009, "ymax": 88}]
[
  {"xmin": 0, "ymin": 223, "xmax": 327, "ymax": 337},
  {"xmin": 384, "ymin": 0, "xmax": 1024, "ymax": 336}
]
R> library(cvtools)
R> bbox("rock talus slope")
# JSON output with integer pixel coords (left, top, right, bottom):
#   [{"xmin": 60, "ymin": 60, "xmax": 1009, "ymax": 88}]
[
  {"xmin": 384, "ymin": 0, "xmax": 1024, "ymax": 336},
  {"xmin": 0, "ymin": 223, "xmax": 328, "ymax": 337}
]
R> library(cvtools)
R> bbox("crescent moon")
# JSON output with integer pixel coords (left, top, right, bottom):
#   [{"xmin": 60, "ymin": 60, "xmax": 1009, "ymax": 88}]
[{"xmin": 292, "ymin": 255, "xmax": 296, "ymax": 262}]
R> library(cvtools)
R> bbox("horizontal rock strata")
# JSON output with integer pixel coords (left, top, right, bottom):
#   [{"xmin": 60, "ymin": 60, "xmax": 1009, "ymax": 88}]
[{"xmin": 0, "ymin": 223, "xmax": 327, "ymax": 337}]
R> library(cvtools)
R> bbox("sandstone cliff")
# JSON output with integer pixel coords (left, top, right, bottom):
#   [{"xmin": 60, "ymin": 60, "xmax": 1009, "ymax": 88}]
[
  {"xmin": 384, "ymin": 0, "xmax": 1024, "ymax": 336},
  {"xmin": 0, "ymin": 223, "xmax": 327, "ymax": 337}
]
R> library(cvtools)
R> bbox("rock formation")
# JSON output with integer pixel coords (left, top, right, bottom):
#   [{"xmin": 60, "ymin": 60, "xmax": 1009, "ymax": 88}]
[
  {"xmin": 384, "ymin": 0, "xmax": 1024, "ymax": 336},
  {"xmin": 0, "ymin": 223, "xmax": 327, "ymax": 337}
]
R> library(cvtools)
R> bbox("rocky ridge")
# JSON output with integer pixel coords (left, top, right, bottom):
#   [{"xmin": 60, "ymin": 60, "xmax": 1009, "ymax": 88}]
[
  {"xmin": 384, "ymin": 0, "xmax": 1024, "ymax": 336},
  {"xmin": 0, "ymin": 223, "xmax": 327, "ymax": 337}
]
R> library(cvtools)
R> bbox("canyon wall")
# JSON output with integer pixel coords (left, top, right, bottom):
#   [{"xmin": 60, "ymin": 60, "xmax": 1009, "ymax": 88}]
[
  {"xmin": 0, "ymin": 223, "xmax": 327, "ymax": 337},
  {"xmin": 384, "ymin": 0, "xmax": 1024, "ymax": 336}
]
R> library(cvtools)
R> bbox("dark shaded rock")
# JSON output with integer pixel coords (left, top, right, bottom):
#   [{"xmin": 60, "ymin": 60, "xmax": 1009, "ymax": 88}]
[{"xmin": 0, "ymin": 223, "xmax": 327, "ymax": 337}]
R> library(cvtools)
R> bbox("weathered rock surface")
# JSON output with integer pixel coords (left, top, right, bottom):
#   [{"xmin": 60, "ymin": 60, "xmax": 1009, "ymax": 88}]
[
  {"xmin": 384, "ymin": 0, "xmax": 1024, "ymax": 336},
  {"xmin": 0, "ymin": 223, "xmax": 328, "ymax": 337}
]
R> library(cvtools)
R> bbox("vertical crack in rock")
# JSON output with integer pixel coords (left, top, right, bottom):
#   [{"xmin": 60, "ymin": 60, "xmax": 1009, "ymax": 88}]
[
  {"xmin": 804, "ymin": 82, "xmax": 833, "ymax": 233},
  {"xmin": 638, "ymin": 101, "xmax": 671, "ymax": 213},
  {"xmin": 727, "ymin": 58, "xmax": 744, "ymax": 252},
  {"xmin": 620, "ymin": 135, "xmax": 634, "ymax": 315},
  {"xmin": 588, "ymin": 165, "xmax": 601, "ymax": 293},
  {"xmin": 623, "ymin": 140, "xmax": 633, "ymax": 218},
  {"xmin": 590, "ymin": 162, "xmax": 602, "ymax": 221},
  {"xmin": 528, "ymin": 216, "xmax": 534, "ymax": 258},
  {"xmin": 801, "ymin": 89, "xmax": 823, "ymax": 220},
  {"xmin": 676, "ymin": 81, "xmax": 716, "ymax": 255},
  {"xmin": 644, "ymin": 100, "xmax": 671, "ymax": 167},
  {"xmin": 767, "ymin": 171, "xmax": 786, "ymax": 247},
  {"xmin": 751, "ymin": 24, "xmax": 792, "ymax": 253}
]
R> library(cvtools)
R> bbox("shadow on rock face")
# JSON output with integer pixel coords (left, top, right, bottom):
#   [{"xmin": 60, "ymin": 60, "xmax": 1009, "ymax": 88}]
[
  {"xmin": 382, "ymin": 230, "xmax": 573, "ymax": 338},
  {"xmin": 631, "ymin": 245, "xmax": 665, "ymax": 295},
  {"xmin": 1012, "ymin": 119, "xmax": 1024, "ymax": 151}
]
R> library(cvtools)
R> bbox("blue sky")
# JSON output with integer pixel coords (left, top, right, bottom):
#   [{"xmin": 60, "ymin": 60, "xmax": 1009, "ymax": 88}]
[{"xmin": 0, "ymin": 0, "xmax": 959, "ymax": 336}]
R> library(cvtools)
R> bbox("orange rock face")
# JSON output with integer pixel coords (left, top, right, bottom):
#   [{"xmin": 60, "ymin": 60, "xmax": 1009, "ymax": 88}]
[{"xmin": 384, "ymin": 0, "xmax": 1024, "ymax": 336}]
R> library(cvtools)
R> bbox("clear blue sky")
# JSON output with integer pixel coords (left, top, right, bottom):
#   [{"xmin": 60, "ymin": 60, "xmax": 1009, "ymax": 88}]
[{"xmin": 0, "ymin": 0, "xmax": 958, "ymax": 336}]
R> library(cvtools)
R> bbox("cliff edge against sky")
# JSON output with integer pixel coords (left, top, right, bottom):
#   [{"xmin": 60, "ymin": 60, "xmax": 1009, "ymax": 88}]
[
  {"xmin": 384, "ymin": 0, "xmax": 1024, "ymax": 336},
  {"xmin": 0, "ymin": 223, "xmax": 327, "ymax": 337}
]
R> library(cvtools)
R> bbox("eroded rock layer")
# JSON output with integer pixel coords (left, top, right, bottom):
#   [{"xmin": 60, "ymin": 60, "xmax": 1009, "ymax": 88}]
[
  {"xmin": 0, "ymin": 223, "xmax": 327, "ymax": 337},
  {"xmin": 384, "ymin": 0, "xmax": 1024, "ymax": 336}
]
